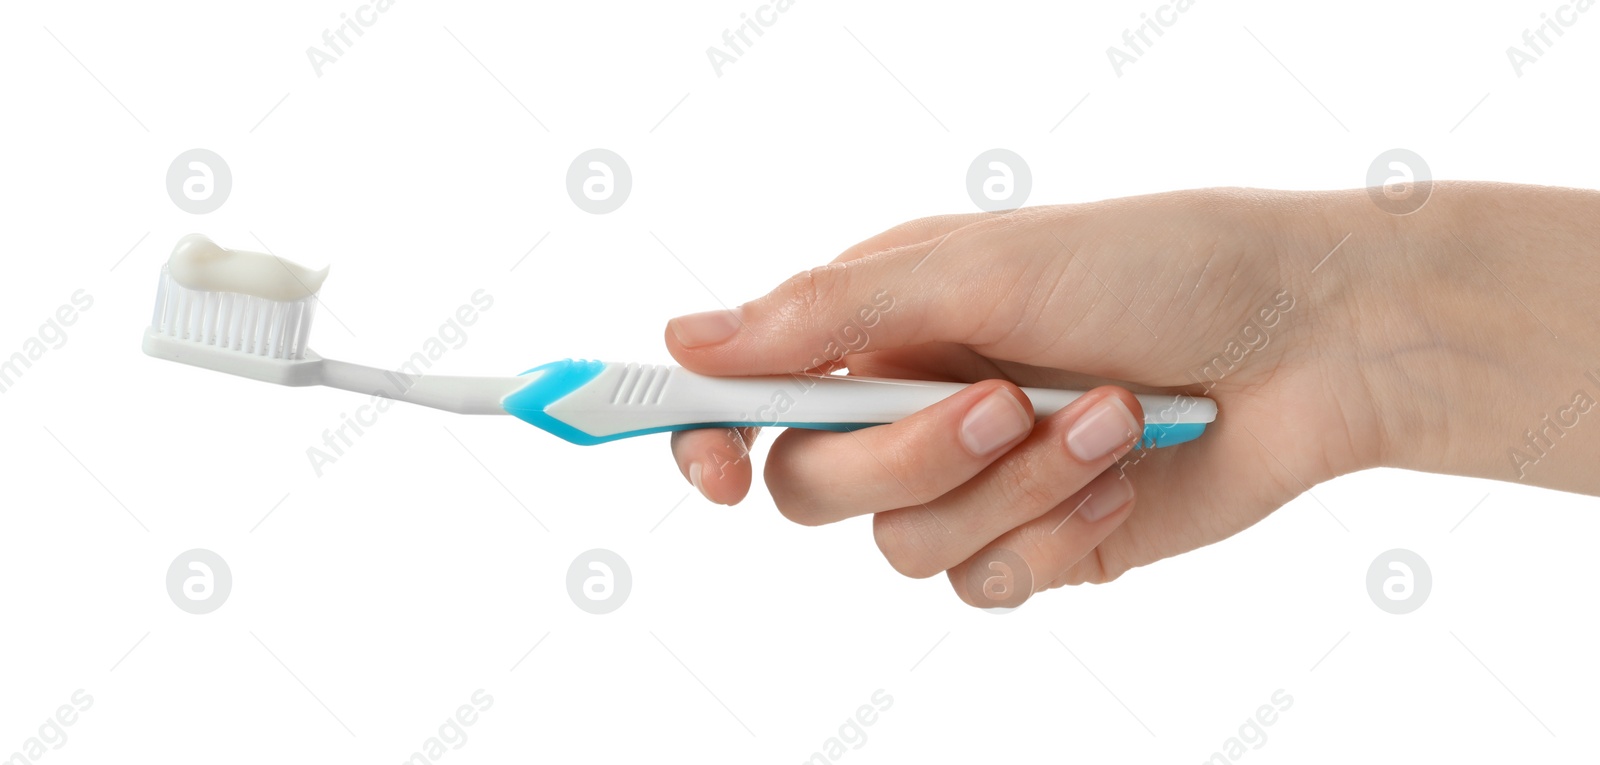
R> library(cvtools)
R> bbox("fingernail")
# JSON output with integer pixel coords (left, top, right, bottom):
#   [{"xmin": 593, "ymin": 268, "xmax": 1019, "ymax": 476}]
[
  {"xmin": 1066, "ymin": 397, "xmax": 1140, "ymax": 462},
  {"xmin": 1077, "ymin": 476, "xmax": 1133, "ymax": 522},
  {"xmin": 689, "ymin": 462, "xmax": 710, "ymax": 501},
  {"xmin": 669, "ymin": 309, "xmax": 742, "ymax": 348},
  {"xmin": 960, "ymin": 389, "xmax": 1032, "ymax": 456}
]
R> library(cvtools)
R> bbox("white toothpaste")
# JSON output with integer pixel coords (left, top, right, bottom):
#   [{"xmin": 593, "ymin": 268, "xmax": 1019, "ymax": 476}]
[{"xmin": 167, "ymin": 233, "xmax": 328, "ymax": 301}]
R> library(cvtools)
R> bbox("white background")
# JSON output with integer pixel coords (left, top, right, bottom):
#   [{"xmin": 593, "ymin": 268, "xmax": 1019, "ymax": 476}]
[{"xmin": 2, "ymin": 0, "xmax": 1598, "ymax": 762}]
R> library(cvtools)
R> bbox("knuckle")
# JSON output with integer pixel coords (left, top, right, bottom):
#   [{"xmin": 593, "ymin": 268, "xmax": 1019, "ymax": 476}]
[
  {"xmin": 873, "ymin": 512, "xmax": 944, "ymax": 579},
  {"xmin": 764, "ymin": 466, "xmax": 830, "ymax": 528},
  {"xmin": 881, "ymin": 217, "xmax": 936, "ymax": 242},
  {"xmin": 952, "ymin": 547, "xmax": 1038, "ymax": 609},
  {"xmin": 772, "ymin": 494, "xmax": 828, "ymax": 527},
  {"xmin": 764, "ymin": 431, "xmax": 856, "ymax": 527},
  {"xmin": 1059, "ymin": 547, "xmax": 1127, "ymax": 586},
  {"xmin": 888, "ymin": 214, "xmax": 965, "ymax": 244},
  {"xmin": 958, "ymin": 581, "xmax": 1007, "ymax": 609},
  {"xmin": 872, "ymin": 431, "xmax": 945, "ymax": 500},
  {"xmin": 777, "ymin": 264, "xmax": 847, "ymax": 320},
  {"xmin": 989, "ymin": 456, "xmax": 1060, "ymax": 516},
  {"xmin": 949, "ymin": 212, "xmax": 1027, "ymax": 245}
]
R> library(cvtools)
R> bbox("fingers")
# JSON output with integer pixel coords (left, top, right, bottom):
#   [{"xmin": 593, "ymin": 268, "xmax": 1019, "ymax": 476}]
[
  {"xmin": 670, "ymin": 427, "xmax": 760, "ymax": 505},
  {"xmin": 667, "ymin": 345, "xmax": 999, "ymax": 507},
  {"xmin": 946, "ymin": 470, "xmax": 1135, "ymax": 608},
  {"xmin": 665, "ymin": 215, "xmax": 987, "ymax": 504},
  {"xmin": 764, "ymin": 380, "xmax": 1034, "ymax": 526},
  {"xmin": 870, "ymin": 387, "xmax": 1145, "ymax": 579}
]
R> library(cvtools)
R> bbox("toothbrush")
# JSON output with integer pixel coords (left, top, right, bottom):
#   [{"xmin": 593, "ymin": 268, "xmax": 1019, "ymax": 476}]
[{"xmin": 143, "ymin": 235, "xmax": 1216, "ymax": 447}]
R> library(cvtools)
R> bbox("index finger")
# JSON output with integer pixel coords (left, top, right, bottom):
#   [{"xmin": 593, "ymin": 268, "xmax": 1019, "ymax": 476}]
[{"xmin": 663, "ymin": 232, "xmax": 1007, "ymax": 376}]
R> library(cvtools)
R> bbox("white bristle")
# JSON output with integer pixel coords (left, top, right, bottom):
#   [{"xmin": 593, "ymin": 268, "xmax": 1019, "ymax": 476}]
[{"xmin": 149, "ymin": 265, "xmax": 317, "ymax": 359}]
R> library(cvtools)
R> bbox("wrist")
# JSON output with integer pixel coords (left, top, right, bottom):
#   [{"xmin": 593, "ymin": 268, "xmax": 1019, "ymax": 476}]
[{"xmin": 1292, "ymin": 182, "xmax": 1600, "ymax": 487}]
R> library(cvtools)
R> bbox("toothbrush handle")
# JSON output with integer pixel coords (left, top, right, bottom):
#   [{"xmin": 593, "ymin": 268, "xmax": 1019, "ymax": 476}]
[{"xmin": 501, "ymin": 360, "xmax": 1215, "ymax": 448}]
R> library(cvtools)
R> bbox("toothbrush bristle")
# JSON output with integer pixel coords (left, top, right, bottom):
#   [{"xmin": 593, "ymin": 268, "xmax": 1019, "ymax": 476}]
[{"xmin": 149, "ymin": 265, "xmax": 317, "ymax": 360}]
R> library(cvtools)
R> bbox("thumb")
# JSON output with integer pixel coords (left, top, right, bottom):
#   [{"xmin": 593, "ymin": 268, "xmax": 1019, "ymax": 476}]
[{"xmin": 663, "ymin": 240, "xmax": 994, "ymax": 376}]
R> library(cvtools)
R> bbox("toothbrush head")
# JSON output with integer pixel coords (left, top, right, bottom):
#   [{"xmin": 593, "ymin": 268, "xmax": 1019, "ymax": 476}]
[{"xmin": 143, "ymin": 234, "xmax": 328, "ymax": 386}]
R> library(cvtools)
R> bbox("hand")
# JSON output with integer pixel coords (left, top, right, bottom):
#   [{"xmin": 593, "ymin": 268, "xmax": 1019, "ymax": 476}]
[{"xmin": 661, "ymin": 183, "xmax": 1600, "ymax": 606}]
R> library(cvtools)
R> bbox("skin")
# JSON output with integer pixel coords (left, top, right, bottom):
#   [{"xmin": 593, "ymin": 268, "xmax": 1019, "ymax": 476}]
[{"xmin": 662, "ymin": 182, "xmax": 1600, "ymax": 607}]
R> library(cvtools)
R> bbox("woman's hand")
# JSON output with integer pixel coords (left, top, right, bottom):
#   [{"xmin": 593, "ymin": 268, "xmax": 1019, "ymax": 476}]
[{"xmin": 661, "ymin": 183, "xmax": 1600, "ymax": 606}]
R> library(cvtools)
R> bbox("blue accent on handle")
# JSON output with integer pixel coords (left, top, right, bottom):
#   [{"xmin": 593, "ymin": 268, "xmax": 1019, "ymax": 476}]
[
  {"xmin": 501, "ymin": 359, "xmax": 612, "ymax": 446},
  {"xmin": 1137, "ymin": 422, "xmax": 1206, "ymax": 449},
  {"xmin": 500, "ymin": 359, "xmax": 1209, "ymax": 449}
]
